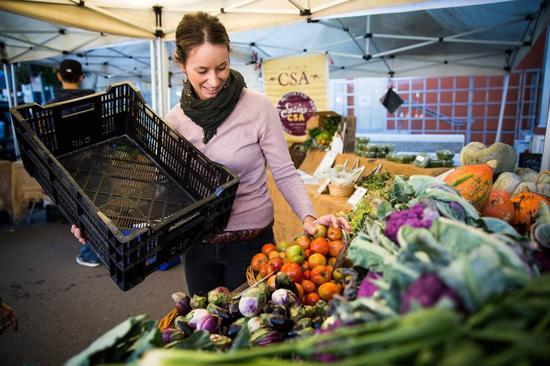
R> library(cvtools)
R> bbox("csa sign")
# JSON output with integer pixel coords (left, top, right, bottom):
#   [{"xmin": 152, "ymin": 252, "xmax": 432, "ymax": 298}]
[{"xmin": 263, "ymin": 54, "xmax": 328, "ymax": 142}]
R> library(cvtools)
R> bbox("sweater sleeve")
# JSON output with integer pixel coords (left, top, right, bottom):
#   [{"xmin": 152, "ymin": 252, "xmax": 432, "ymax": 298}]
[{"xmin": 258, "ymin": 98, "xmax": 316, "ymax": 223}]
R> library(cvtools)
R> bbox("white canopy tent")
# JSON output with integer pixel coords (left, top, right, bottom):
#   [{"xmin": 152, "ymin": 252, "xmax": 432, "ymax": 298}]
[{"xmin": 1, "ymin": 0, "xmax": 549, "ymax": 168}]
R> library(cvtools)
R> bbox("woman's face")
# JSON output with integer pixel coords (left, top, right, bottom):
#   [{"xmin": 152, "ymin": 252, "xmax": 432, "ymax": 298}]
[{"xmin": 180, "ymin": 42, "xmax": 230, "ymax": 100}]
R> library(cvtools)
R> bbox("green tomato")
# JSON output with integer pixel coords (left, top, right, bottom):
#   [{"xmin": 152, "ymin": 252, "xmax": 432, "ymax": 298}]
[
  {"xmin": 276, "ymin": 240, "xmax": 292, "ymax": 252},
  {"xmin": 285, "ymin": 244, "xmax": 305, "ymax": 264}
]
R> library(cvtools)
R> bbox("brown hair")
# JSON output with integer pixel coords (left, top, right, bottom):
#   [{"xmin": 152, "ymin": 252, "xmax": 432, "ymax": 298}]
[{"xmin": 175, "ymin": 12, "xmax": 230, "ymax": 64}]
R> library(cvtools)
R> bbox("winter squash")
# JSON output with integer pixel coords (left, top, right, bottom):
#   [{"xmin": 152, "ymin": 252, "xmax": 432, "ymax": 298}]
[
  {"xmin": 459, "ymin": 142, "xmax": 516, "ymax": 174},
  {"xmin": 511, "ymin": 192, "xmax": 550, "ymax": 232},
  {"xmin": 481, "ymin": 190, "xmax": 514, "ymax": 222},
  {"xmin": 492, "ymin": 172, "xmax": 523, "ymax": 195},
  {"xmin": 443, "ymin": 160, "xmax": 496, "ymax": 210}
]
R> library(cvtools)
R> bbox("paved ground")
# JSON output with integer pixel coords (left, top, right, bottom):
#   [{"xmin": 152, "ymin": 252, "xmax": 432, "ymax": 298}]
[{"xmin": 0, "ymin": 213, "xmax": 186, "ymax": 366}]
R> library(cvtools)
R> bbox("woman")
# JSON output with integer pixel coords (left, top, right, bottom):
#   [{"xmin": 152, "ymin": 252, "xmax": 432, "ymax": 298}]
[{"xmin": 73, "ymin": 12, "xmax": 349, "ymax": 294}]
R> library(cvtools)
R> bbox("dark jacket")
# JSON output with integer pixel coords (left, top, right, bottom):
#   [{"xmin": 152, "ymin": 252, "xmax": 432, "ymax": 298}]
[{"xmin": 47, "ymin": 88, "xmax": 95, "ymax": 104}]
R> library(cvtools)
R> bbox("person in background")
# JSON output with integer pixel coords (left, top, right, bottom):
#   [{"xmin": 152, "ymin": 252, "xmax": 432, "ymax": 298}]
[
  {"xmin": 72, "ymin": 12, "xmax": 350, "ymax": 294},
  {"xmin": 49, "ymin": 59, "xmax": 96, "ymax": 103},
  {"xmin": 49, "ymin": 59, "xmax": 100, "ymax": 268},
  {"xmin": 0, "ymin": 298, "xmax": 18, "ymax": 335}
]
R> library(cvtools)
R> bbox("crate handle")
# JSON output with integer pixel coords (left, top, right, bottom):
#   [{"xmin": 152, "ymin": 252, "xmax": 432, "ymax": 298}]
[
  {"xmin": 60, "ymin": 103, "xmax": 95, "ymax": 119},
  {"xmin": 168, "ymin": 211, "xmax": 203, "ymax": 232}
]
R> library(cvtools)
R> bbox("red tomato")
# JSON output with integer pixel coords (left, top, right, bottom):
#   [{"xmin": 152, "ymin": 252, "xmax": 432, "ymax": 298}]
[
  {"xmin": 262, "ymin": 243, "xmax": 277, "ymax": 256},
  {"xmin": 281, "ymin": 262, "xmax": 303, "ymax": 283}
]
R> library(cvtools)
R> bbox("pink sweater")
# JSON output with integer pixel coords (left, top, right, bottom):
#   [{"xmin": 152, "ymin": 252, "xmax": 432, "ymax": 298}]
[{"xmin": 165, "ymin": 88, "xmax": 315, "ymax": 231}]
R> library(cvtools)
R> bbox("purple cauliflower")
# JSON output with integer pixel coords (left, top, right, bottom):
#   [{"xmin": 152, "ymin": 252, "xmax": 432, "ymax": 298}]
[
  {"xmin": 357, "ymin": 271, "xmax": 382, "ymax": 298},
  {"xmin": 400, "ymin": 274, "xmax": 464, "ymax": 314},
  {"xmin": 384, "ymin": 203, "xmax": 433, "ymax": 243}
]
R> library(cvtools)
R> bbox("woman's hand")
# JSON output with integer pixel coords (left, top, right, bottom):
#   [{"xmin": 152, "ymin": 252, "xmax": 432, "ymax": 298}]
[
  {"xmin": 303, "ymin": 214, "xmax": 351, "ymax": 236},
  {"xmin": 70, "ymin": 224, "xmax": 86, "ymax": 244}
]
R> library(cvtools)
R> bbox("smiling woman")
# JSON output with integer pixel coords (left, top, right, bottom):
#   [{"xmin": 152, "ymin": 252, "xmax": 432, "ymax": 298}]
[
  {"xmin": 70, "ymin": 11, "xmax": 350, "ymax": 295},
  {"xmin": 162, "ymin": 12, "xmax": 351, "ymax": 295}
]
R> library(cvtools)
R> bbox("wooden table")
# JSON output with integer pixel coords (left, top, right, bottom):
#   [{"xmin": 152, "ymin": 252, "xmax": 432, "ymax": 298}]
[{"xmin": 267, "ymin": 150, "xmax": 450, "ymax": 242}]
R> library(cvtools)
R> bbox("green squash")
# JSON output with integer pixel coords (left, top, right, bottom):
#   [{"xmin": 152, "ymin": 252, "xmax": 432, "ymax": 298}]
[{"xmin": 460, "ymin": 142, "xmax": 516, "ymax": 175}]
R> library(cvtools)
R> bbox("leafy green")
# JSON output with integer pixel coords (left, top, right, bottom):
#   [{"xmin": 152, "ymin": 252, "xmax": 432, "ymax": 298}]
[
  {"xmin": 127, "ymin": 320, "xmax": 163, "ymax": 361},
  {"xmin": 170, "ymin": 330, "xmax": 215, "ymax": 351},
  {"xmin": 229, "ymin": 323, "xmax": 251, "ymax": 351},
  {"xmin": 65, "ymin": 314, "xmax": 159, "ymax": 366}
]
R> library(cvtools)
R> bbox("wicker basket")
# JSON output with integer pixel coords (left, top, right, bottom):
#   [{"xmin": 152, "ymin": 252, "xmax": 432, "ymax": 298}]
[
  {"xmin": 246, "ymin": 265, "xmax": 277, "ymax": 287},
  {"xmin": 246, "ymin": 266, "xmax": 257, "ymax": 286},
  {"xmin": 328, "ymin": 183, "xmax": 355, "ymax": 197}
]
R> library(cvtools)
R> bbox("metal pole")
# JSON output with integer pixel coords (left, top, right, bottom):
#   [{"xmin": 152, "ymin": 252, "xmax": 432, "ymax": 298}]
[
  {"xmin": 495, "ymin": 72, "xmax": 510, "ymax": 143},
  {"xmin": 156, "ymin": 38, "xmax": 164, "ymax": 116},
  {"xmin": 3, "ymin": 63, "xmax": 20, "ymax": 158},
  {"xmin": 541, "ymin": 103, "xmax": 550, "ymax": 170},
  {"xmin": 3, "ymin": 64, "xmax": 13, "ymax": 109},
  {"xmin": 161, "ymin": 40, "xmax": 169, "ymax": 116},
  {"xmin": 10, "ymin": 63, "xmax": 17, "ymax": 106},
  {"xmin": 150, "ymin": 39, "xmax": 157, "ymax": 112},
  {"xmin": 538, "ymin": 27, "xmax": 550, "ymax": 132},
  {"xmin": 466, "ymin": 76, "xmax": 474, "ymax": 144},
  {"xmin": 366, "ymin": 15, "xmax": 370, "ymax": 55}
]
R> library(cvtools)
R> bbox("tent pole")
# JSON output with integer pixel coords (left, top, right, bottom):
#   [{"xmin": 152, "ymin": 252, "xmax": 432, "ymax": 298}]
[
  {"xmin": 541, "ymin": 103, "xmax": 550, "ymax": 170},
  {"xmin": 3, "ymin": 64, "xmax": 13, "ymax": 108},
  {"xmin": 10, "ymin": 63, "xmax": 17, "ymax": 106},
  {"xmin": 3, "ymin": 63, "xmax": 20, "ymax": 158},
  {"xmin": 540, "ymin": 27, "xmax": 550, "ymax": 171},
  {"xmin": 495, "ymin": 72, "xmax": 510, "ymax": 143},
  {"xmin": 153, "ymin": 5, "xmax": 166, "ymax": 116},
  {"xmin": 366, "ymin": 15, "xmax": 370, "ymax": 55},
  {"xmin": 150, "ymin": 39, "xmax": 157, "ymax": 112},
  {"xmin": 156, "ymin": 38, "xmax": 164, "ymax": 116},
  {"xmin": 160, "ymin": 39, "xmax": 168, "ymax": 116}
]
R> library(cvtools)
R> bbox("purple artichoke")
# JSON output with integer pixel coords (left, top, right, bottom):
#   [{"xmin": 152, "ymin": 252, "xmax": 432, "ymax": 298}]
[
  {"xmin": 400, "ymin": 274, "xmax": 464, "ymax": 314},
  {"xmin": 250, "ymin": 328, "xmax": 281, "ymax": 346},
  {"xmin": 161, "ymin": 327, "xmax": 185, "ymax": 343},
  {"xmin": 196, "ymin": 314, "xmax": 221, "ymax": 334},
  {"xmin": 172, "ymin": 292, "xmax": 192, "ymax": 316}
]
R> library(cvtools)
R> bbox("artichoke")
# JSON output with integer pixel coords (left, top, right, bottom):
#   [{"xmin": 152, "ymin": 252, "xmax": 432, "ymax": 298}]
[
  {"xmin": 250, "ymin": 328, "xmax": 281, "ymax": 347},
  {"xmin": 161, "ymin": 327, "xmax": 185, "ymax": 344},
  {"xmin": 190, "ymin": 294, "xmax": 207, "ymax": 309},
  {"xmin": 171, "ymin": 292, "xmax": 191, "ymax": 316},
  {"xmin": 208, "ymin": 288, "xmax": 228, "ymax": 307},
  {"xmin": 210, "ymin": 334, "xmax": 232, "ymax": 351}
]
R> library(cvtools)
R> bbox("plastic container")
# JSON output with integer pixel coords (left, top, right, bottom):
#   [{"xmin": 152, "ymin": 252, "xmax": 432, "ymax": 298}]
[
  {"xmin": 413, "ymin": 153, "xmax": 431, "ymax": 168},
  {"xmin": 10, "ymin": 82, "xmax": 239, "ymax": 291},
  {"xmin": 435, "ymin": 150, "xmax": 454, "ymax": 161}
]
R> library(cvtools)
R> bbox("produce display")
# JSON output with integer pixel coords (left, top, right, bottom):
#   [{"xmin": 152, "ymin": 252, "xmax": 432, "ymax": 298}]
[
  {"xmin": 356, "ymin": 139, "xmax": 454, "ymax": 168},
  {"xmin": 298, "ymin": 115, "xmax": 341, "ymax": 151},
  {"xmin": 355, "ymin": 138, "xmax": 395, "ymax": 159},
  {"xmin": 67, "ymin": 141, "xmax": 550, "ymax": 366}
]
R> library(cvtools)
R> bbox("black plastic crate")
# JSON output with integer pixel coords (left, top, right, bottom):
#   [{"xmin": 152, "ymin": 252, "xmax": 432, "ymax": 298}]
[
  {"xmin": 10, "ymin": 82, "xmax": 239, "ymax": 291},
  {"xmin": 518, "ymin": 152, "xmax": 542, "ymax": 171}
]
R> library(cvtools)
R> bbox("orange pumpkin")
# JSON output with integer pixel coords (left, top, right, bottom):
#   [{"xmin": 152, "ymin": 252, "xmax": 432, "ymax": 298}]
[
  {"xmin": 443, "ymin": 160, "xmax": 496, "ymax": 210},
  {"xmin": 511, "ymin": 192, "xmax": 550, "ymax": 232},
  {"xmin": 481, "ymin": 190, "xmax": 514, "ymax": 222}
]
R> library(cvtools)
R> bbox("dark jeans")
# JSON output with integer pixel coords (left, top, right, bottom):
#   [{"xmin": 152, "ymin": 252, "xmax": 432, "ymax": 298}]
[{"xmin": 181, "ymin": 228, "xmax": 274, "ymax": 295}]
